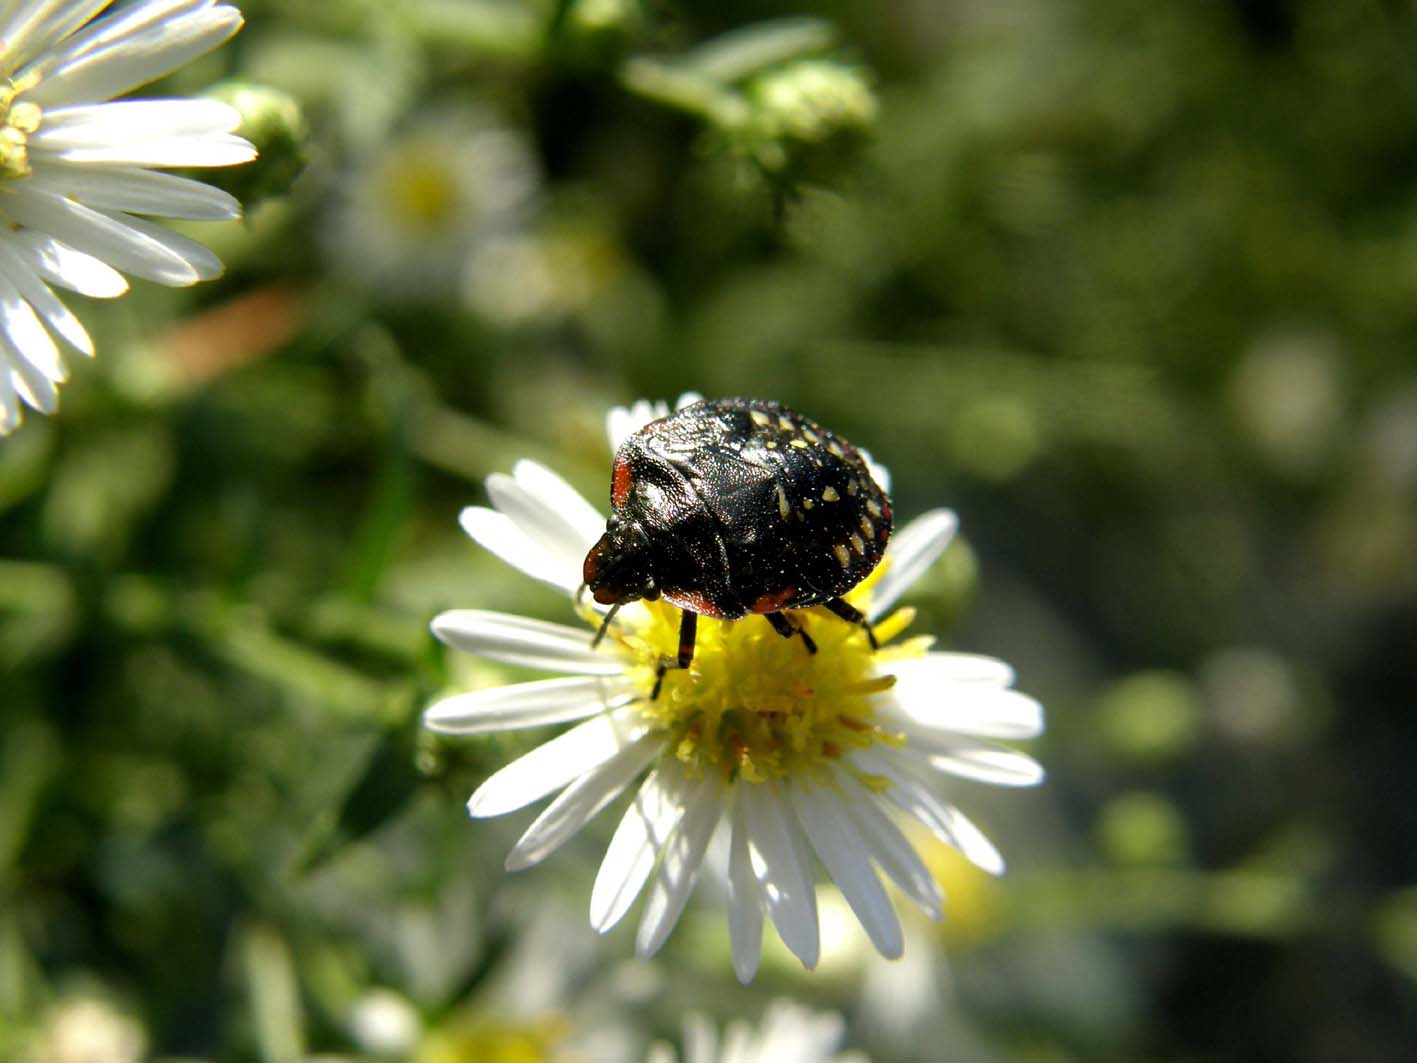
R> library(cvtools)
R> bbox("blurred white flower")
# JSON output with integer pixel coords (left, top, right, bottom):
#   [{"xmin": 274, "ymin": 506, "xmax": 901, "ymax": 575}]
[
  {"xmin": 646, "ymin": 999, "xmax": 868, "ymax": 1063},
  {"xmin": 348, "ymin": 988, "xmax": 421, "ymax": 1059},
  {"xmin": 424, "ymin": 397, "xmax": 1044, "ymax": 981},
  {"xmin": 0, "ymin": 0, "xmax": 255, "ymax": 436},
  {"xmin": 326, "ymin": 106, "xmax": 537, "ymax": 300},
  {"xmin": 20, "ymin": 995, "xmax": 146, "ymax": 1063}
]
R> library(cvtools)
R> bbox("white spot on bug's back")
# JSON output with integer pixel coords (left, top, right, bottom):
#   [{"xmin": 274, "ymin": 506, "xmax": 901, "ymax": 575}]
[
  {"xmin": 821, "ymin": 485, "xmax": 840, "ymax": 502},
  {"xmin": 859, "ymin": 514, "xmax": 874, "ymax": 538},
  {"xmin": 776, "ymin": 484, "xmax": 790, "ymax": 519},
  {"xmin": 778, "ymin": 416, "xmax": 793, "ymax": 432},
  {"xmin": 802, "ymin": 428, "xmax": 821, "ymax": 444},
  {"xmin": 751, "ymin": 409, "xmax": 772, "ymax": 427},
  {"xmin": 826, "ymin": 441, "xmax": 846, "ymax": 458},
  {"xmin": 803, "ymin": 498, "xmax": 815, "ymax": 510},
  {"xmin": 790, "ymin": 439, "xmax": 809, "ymax": 449},
  {"xmin": 833, "ymin": 543, "xmax": 851, "ymax": 568},
  {"xmin": 846, "ymin": 479, "xmax": 859, "ymax": 496},
  {"xmin": 866, "ymin": 498, "xmax": 883, "ymax": 518},
  {"xmin": 850, "ymin": 532, "xmax": 866, "ymax": 556}
]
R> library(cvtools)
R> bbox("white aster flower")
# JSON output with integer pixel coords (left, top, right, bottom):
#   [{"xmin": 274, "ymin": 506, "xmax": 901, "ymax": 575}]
[
  {"xmin": 326, "ymin": 106, "xmax": 537, "ymax": 301},
  {"xmin": 0, "ymin": 0, "xmax": 254, "ymax": 436},
  {"xmin": 646, "ymin": 999, "xmax": 867, "ymax": 1063},
  {"xmin": 424, "ymin": 398, "xmax": 1045, "ymax": 982}
]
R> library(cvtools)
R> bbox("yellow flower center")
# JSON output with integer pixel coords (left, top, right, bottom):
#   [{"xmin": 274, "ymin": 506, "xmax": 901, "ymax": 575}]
[
  {"xmin": 381, "ymin": 149, "xmax": 463, "ymax": 234},
  {"xmin": 416, "ymin": 1015, "xmax": 566, "ymax": 1063},
  {"xmin": 590, "ymin": 567, "xmax": 930, "ymax": 785},
  {"xmin": 0, "ymin": 80, "xmax": 41, "ymax": 180}
]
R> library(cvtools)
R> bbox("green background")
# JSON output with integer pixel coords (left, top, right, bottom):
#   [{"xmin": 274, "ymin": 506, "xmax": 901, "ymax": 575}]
[{"xmin": 3, "ymin": 0, "xmax": 1416, "ymax": 1059}]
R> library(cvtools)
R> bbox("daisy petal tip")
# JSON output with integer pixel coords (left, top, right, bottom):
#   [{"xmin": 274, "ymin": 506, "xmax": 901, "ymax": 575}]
[{"xmin": 732, "ymin": 954, "xmax": 761, "ymax": 984}]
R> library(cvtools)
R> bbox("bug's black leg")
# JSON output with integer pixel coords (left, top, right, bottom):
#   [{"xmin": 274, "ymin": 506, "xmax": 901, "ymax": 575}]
[
  {"xmin": 765, "ymin": 611, "xmax": 818, "ymax": 654},
  {"xmin": 651, "ymin": 610, "xmax": 698, "ymax": 700},
  {"xmin": 590, "ymin": 601, "xmax": 623, "ymax": 649},
  {"xmin": 823, "ymin": 597, "xmax": 878, "ymax": 650}
]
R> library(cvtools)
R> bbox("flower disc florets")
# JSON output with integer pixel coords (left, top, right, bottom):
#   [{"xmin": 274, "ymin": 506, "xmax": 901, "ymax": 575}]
[{"xmin": 595, "ymin": 589, "xmax": 921, "ymax": 786}]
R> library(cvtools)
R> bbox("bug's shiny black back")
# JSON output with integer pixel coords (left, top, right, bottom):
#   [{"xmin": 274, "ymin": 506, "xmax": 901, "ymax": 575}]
[{"xmin": 616, "ymin": 398, "xmax": 892, "ymax": 618}]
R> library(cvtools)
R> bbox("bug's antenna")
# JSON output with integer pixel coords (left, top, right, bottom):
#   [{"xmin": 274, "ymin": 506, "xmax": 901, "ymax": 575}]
[{"xmin": 591, "ymin": 601, "xmax": 622, "ymax": 648}]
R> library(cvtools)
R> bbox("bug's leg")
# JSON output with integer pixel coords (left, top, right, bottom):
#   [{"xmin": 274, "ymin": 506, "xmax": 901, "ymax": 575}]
[
  {"xmin": 765, "ymin": 611, "xmax": 818, "ymax": 654},
  {"xmin": 590, "ymin": 601, "xmax": 623, "ymax": 649},
  {"xmin": 651, "ymin": 610, "xmax": 697, "ymax": 700},
  {"xmin": 823, "ymin": 597, "xmax": 878, "ymax": 650}
]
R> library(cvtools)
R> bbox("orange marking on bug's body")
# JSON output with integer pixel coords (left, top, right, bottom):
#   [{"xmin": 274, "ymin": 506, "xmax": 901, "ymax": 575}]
[
  {"xmin": 748, "ymin": 586, "xmax": 797, "ymax": 614},
  {"xmin": 611, "ymin": 458, "xmax": 634, "ymax": 509},
  {"xmin": 665, "ymin": 588, "xmax": 729, "ymax": 618}
]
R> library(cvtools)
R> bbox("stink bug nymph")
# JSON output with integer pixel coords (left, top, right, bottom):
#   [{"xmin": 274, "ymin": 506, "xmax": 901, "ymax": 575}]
[{"xmin": 582, "ymin": 397, "xmax": 893, "ymax": 697}]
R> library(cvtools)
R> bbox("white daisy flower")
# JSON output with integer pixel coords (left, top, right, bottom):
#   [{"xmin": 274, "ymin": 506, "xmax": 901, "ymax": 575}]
[
  {"xmin": 326, "ymin": 106, "xmax": 537, "ymax": 301},
  {"xmin": 646, "ymin": 999, "xmax": 868, "ymax": 1063},
  {"xmin": 0, "ymin": 0, "xmax": 254, "ymax": 436},
  {"xmin": 424, "ymin": 398, "xmax": 1045, "ymax": 982}
]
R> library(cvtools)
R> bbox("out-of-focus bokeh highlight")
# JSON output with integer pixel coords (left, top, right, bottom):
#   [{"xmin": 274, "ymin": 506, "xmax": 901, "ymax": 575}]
[{"xmin": 2, "ymin": 0, "xmax": 1415, "ymax": 1060}]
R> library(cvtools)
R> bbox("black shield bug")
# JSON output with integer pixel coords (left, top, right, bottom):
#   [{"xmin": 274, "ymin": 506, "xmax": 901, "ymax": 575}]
[{"xmin": 582, "ymin": 397, "xmax": 893, "ymax": 696}]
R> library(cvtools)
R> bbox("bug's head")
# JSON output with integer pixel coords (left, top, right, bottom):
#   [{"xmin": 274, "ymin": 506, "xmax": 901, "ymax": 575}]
[{"xmin": 582, "ymin": 516, "xmax": 659, "ymax": 606}]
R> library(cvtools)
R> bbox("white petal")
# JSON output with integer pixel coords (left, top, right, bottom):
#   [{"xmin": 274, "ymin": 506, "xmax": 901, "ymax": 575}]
[
  {"xmin": 837, "ymin": 771, "xmax": 942, "ymax": 919},
  {"xmin": 0, "ymin": 1, "xmax": 111, "ymax": 74},
  {"xmin": 636, "ymin": 773, "xmax": 722, "ymax": 956},
  {"xmin": 738, "ymin": 780, "xmax": 820, "ymax": 969},
  {"xmin": 510, "ymin": 458, "xmax": 606, "ymax": 550},
  {"xmin": 0, "ymin": 369, "xmax": 21, "ymax": 435},
  {"xmin": 485, "ymin": 467, "xmax": 598, "ymax": 579},
  {"xmin": 858, "ymin": 445, "xmax": 891, "ymax": 495},
  {"xmin": 104, "ymin": 211, "xmax": 223, "ymax": 282},
  {"xmin": 883, "ymin": 663, "xmax": 1044, "ymax": 740},
  {"xmin": 422, "ymin": 675, "xmax": 630, "ymax": 735},
  {"xmin": 465, "ymin": 704, "xmax": 650, "ymax": 817},
  {"xmin": 590, "ymin": 762, "xmax": 690, "ymax": 933},
  {"xmin": 459, "ymin": 506, "xmax": 577, "ymax": 593},
  {"xmin": 0, "ymin": 274, "xmax": 66, "ymax": 382},
  {"xmin": 0, "ymin": 238, "xmax": 93, "ymax": 354},
  {"xmin": 869, "ymin": 509, "xmax": 958, "ymax": 620},
  {"xmin": 788, "ymin": 781, "xmax": 903, "ymax": 960},
  {"xmin": 4, "ymin": 340, "xmax": 61, "ymax": 414},
  {"xmin": 727, "ymin": 790, "xmax": 765, "ymax": 984},
  {"xmin": 11, "ymin": 231, "xmax": 128, "ymax": 298},
  {"xmin": 900, "ymin": 739, "xmax": 1046, "ymax": 788},
  {"xmin": 30, "ymin": 163, "xmax": 242, "ymax": 220},
  {"xmin": 754, "ymin": 1000, "xmax": 846, "ymax": 1058},
  {"xmin": 4, "ymin": 187, "xmax": 203, "ymax": 285},
  {"xmin": 606, "ymin": 397, "xmax": 669, "ymax": 451},
  {"xmin": 506, "ymin": 732, "xmax": 666, "ymax": 870},
  {"xmin": 27, "ymin": 5, "xmax": 244, "ymax": 108},
  {"xmin": 682, "ymin": 1014, "xmax": 717, "ymax": 1063},
  {"xmin": 430, "ymin": 609, "xmax": 622, "ymax": 676},
  {"xmin": 32, "ymin": 100, "xmax": 255, "ymax": 167},
  {"xmin": 853, "ymin": 749, "xmax": 1005, "ymax": 875},
  {"xmin": 892, "ymin": 651, "xmax": 1016, "ymax": 687}
]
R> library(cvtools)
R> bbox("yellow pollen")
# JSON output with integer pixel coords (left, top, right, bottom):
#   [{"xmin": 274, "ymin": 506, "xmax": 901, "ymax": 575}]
[
  {"xmin": 0, "ymin": 86, "xmax": 41, "ymax": 180},
  {"xmin": 587, "ymin": 555, "xmax": 927, "ymax": 785}
]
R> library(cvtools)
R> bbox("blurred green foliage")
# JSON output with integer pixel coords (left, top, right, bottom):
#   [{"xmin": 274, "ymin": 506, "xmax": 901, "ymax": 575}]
[{"xmin": 3, "ymin": 0, "xmax": 1417, "ymax": 1060}]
